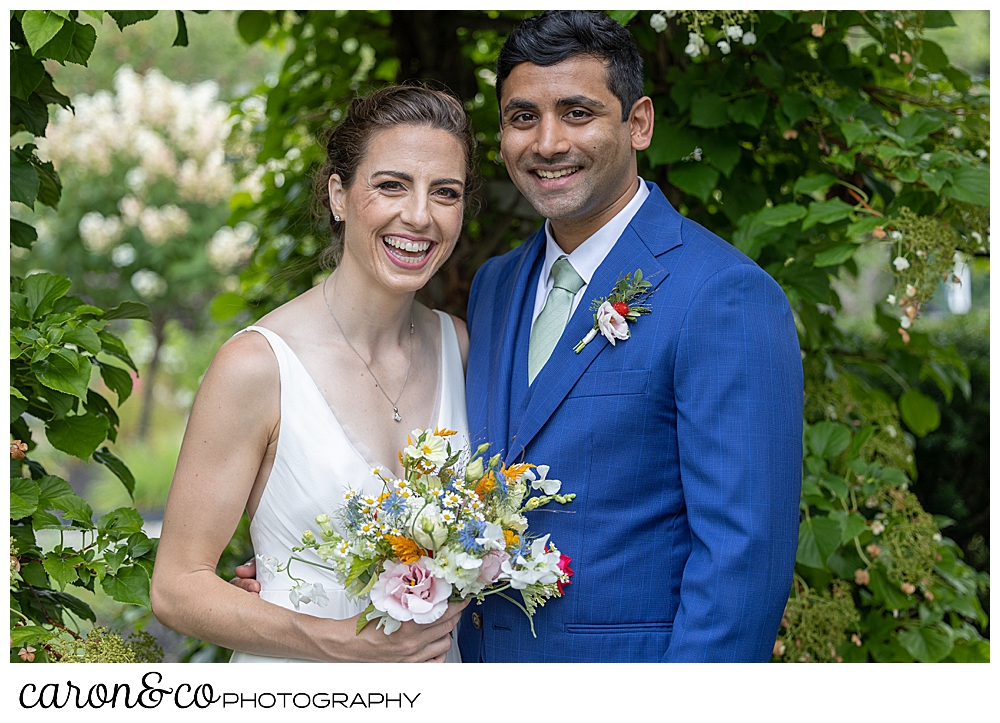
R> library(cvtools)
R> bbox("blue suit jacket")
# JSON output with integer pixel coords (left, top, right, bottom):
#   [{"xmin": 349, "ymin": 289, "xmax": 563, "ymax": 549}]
[{"xmin": 458, "ymin": 182, "xmax": 803, "ymax": 662}]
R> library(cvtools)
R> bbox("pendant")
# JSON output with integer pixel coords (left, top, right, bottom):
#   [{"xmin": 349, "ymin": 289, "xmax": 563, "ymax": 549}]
[{"xmin": 393, "ymin": 408, "xmax": 402, "ymax": 422}]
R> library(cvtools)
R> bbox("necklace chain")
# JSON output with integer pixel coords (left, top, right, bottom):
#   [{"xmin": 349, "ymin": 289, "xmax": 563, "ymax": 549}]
[{"xmin": 323, "ymin": 273, "xmax": 413, "ymax": 423}]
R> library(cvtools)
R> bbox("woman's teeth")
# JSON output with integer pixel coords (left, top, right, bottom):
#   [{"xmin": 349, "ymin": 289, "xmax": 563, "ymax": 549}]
[
  {"xmin": 535, "ymin": 167, "xmax": 581, "ymax": 179},
  {"xmin": 383, "ymin": 236, "xmax": 431, "ymax": 264}
]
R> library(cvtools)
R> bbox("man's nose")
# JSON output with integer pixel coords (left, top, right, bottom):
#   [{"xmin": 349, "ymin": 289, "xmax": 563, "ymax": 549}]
[{"xmin": 533, "ymin": 115, "xmax": 571, "ymax": 159}]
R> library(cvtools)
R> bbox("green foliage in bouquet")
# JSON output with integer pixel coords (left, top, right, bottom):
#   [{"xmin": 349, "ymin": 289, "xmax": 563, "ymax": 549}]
[{"xmin": 228, "ymin": 10, "xmax": 988, "ymax": 662}]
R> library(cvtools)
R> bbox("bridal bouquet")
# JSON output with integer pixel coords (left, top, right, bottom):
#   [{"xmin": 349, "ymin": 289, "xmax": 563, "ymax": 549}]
[{"xmin": 278, "ymin": 428, "xmax": 574, "ymax": 636}]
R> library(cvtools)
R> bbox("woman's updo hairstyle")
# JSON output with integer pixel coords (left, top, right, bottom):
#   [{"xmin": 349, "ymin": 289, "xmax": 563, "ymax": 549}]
[{"xmin": 315, "ymin": 83, "xmax": 478, "ymax": 268}]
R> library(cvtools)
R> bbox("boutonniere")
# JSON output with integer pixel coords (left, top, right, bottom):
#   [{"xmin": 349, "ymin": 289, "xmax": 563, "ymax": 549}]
[{"xmin": 573, "ymin": 269, "xmax": 654, "ymax": 353}]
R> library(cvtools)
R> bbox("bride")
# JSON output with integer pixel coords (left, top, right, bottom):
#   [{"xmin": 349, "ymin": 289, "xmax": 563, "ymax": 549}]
[{"xmin": 151, "ymin": 85, "xmax": 475, "ymax": 662}]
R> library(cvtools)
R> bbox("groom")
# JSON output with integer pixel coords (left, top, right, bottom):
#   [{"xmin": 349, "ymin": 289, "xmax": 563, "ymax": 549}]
[{"xmin": 457, "ymin": 11, "xmax": 803, "ymax": 662}]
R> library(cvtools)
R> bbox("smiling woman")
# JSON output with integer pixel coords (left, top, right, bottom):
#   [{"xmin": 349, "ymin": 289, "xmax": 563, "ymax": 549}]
[{"xmin": 150, "ymin": 85, "xmax": 475, "ymax": 663}]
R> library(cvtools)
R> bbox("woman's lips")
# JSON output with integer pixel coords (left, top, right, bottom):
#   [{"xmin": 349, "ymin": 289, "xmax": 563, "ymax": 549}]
[{"xmin": 382, "ymin": 235, "xmax": 436, "ymax": 269}]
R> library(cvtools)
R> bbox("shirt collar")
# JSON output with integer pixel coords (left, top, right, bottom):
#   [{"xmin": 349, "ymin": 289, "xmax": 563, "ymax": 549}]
[{"xmin": 541, "ymin": 178, "xmax": 650, "ymax": 286}]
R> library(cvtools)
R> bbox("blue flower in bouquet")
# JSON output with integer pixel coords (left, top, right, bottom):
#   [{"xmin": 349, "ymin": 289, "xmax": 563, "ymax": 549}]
[
  {"xmin": 458, "ymin": 519, "xmax": 486, "ymax": 553},
  {"xmin": 382, "ymin": 492, "xmax": 407, "ymax": 519}
]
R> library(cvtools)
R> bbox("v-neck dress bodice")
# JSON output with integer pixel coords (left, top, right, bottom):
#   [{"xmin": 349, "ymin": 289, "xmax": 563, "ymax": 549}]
[{"xmin": 229, "ymin": 310, "xmax": 468, "ymax": 663}]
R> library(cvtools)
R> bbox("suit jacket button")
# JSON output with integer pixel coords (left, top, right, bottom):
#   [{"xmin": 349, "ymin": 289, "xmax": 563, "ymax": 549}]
[{"xmin": 471, "ymin": 612, "xmax": 482, "ymax": 629}]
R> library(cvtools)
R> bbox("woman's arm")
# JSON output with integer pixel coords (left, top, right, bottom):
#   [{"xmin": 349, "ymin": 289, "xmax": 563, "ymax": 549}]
[{"xmin": 151, "ymin": 331, "xmax": 464, "ymax": 662}]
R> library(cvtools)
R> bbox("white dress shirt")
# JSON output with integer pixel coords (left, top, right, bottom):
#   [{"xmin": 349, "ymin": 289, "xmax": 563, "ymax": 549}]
[{"xmin": 531, "ymin": 178, "xmax": 650, "ymax": 328}]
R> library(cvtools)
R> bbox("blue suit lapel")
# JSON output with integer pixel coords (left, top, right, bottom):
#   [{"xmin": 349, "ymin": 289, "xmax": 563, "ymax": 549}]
[
  {"xmin": 505, "ymin": 184, "xmax": 682, "ymax": 463},
  {"xmin": 487, "ymin": 229, "xmax": 546, "ymax": 455}
]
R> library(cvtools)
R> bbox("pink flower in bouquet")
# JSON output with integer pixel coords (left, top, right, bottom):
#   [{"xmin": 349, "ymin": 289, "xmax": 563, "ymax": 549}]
[
  {"xmin": 370, "ymin": 559, "xmax": 451, "ymax": 625},
  {"xmin": 478, "ymin": 549, "xmax": 507, "ymax": 584},
  {"xmin": 596, "ymin": 301, "xmax": 630, "ymax": 345},
  {"xmin": 557, "ymin": 554, "xmax": 574, "ymax": 593}
]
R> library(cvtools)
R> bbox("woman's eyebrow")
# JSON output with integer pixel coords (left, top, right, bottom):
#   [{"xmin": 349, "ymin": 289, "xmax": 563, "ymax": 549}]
[{"xmin": 372, "ymin": 171, "xmax": 463, "ymax": 187}]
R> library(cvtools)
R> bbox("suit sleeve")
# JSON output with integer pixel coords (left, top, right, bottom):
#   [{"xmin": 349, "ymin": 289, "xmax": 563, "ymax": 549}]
[{"xmin": 663, "ymin": 262, "xmax": 803, "ymax": 662}]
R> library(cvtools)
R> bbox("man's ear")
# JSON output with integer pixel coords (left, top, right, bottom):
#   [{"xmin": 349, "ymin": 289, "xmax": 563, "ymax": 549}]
[
  {"xmin": 328, "ymin": 173, "xmax": 346, "ymax": 217},
  {"xmin": 627, "ymin": 96, "xmax": 655, "ymax": 152}
]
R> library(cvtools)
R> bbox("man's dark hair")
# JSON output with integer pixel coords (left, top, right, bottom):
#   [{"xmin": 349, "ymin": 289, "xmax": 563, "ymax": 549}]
[{"xmin": 496, "ymin": 11, "xmax": 644, "ymax": 122}]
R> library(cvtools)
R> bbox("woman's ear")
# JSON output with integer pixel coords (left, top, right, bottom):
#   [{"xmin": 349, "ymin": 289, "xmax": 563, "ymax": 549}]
[{"xmin": 328, "ymin": 173, "xmax": 346, "ymax": 219}]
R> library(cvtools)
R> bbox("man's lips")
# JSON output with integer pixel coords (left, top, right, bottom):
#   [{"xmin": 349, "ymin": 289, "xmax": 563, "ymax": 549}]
[{"xmin": 532, "ymin": 166, "xmax": 582, "ymax": 180}]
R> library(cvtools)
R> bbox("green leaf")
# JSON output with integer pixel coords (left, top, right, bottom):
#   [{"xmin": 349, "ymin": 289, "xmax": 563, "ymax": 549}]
[
  {"xmin": 841, "ymin": 120, "xmax": 877, "ymax": 148},
  {"xmin": 34, "ymin": 15, "xmax": 76, "ymax": 62},
  {"xmin": 98, "ymin": 331, "xmax": 138, "ymax": 370},
  {"xmin": 922, "ymin": 11, "xmax": 956, "ymax": 28},
  {"xmin": 813, "ymin": 244, "xmax": 858, "ymax": 268},
  {"xmin": 868, "ymin": 566, "xmax": 912, "ymax": 609},
  {"xmin": 896, "ymin": 114, "xmax": 944, "ymax": 144},
  {"xmin": 98, "ymin": 507, "xmax": 145, "ymax": 539},
  {"xmin": 172, "ymin": 10, "xmax": 188, "ymax": 46},
  {"xmin": 23, "ymin": 272, "xmax": 72, "ymax": 318},
  {"xmin": 34, "ymin": 349, "xmax": 91, "ymax": 400},
  {"xmin": 11, "ymin": 219, "xmax": 38, "ymax": 249},
  {"xmin": 237, "ymin": 10, "xmax": 272, "ymax": 44},
  {"xmin": 10, "ymin": 625, "xmax": 51, "ymax": 647},
  {"xmin": 944, "ymin": 164, "xmax": 989, "ymax": 207},
  {"xmin": 837, "ymin": 510, "xmax": 868, "ymax": 544},
  {"xmin": 793, "ymin": 174, "xmax": 837, "ymax": 196},
  {"xmin": 948, "ymin": 639, "xmax": 990, "ymax": 662},
  {"xmin": 36, "ymin": 475, "xmax": 94, "ymax": 525},
  {"xmin": 356, "ymin": 602, "xmax": 377, "ymax": 635},
  {"xmin": 797, "ymin": 515, "xmax": 841, "ymax": 569},
  {"xmin": 99, "ymin": 362, "xmax": 133, "ymax": 405},
  {"xmin": 93, "ymin": 447, "xmax": 137, "ymax": 498},
  {"xmin": 64, "ymin": 326, "xmax": 102, "ymax": 355},
  {"xmin": 727, "ymin": 95, "xmax": 768, "ymax": 128},
  {"xmin": 845, "ymin": 424, "xmax": 875, "ymax": 459},
  {"xmin": 82, "ymin": 11, "xmax": 104, "ymax": 22},
  {"xmin": 690, "ymin": 93, "xmax": 729, "ymax": 129},
  {"xmin": 10, "ymin": 47, "xmax": 47, "ymax": 100},
  {"xmin": 43, "ymin": 553, "xmax": 78, "ymax": 591},
  {"xmin": 757, "ymin": 203, "xmax": 807, "ymax": 227},
  {"xmin": 606, "ymin": 10, "xmax": 638, "ymax": 26},
  {"xmin": 918, "ymin": 40, "xmax": 949, "ymax": 73},
  {"xmin": 102, "ymin": 300, "xmax": 152, "ymax": 322},
  {"xmin": 701, "ymin": 137, "xmax": 741, "ymax": 178},
  {"xmin": 807, "ymin": 421, "xmax": 851, "ymax": 459},
  {"xmin": 11, "ymin": 150, "xmax": 40, "ymax": 207},
  {"xmin": 11, "ymin": 476, "xmax": 41, "ymax": 520},
  {"xmin": 779, "ymin": 92, "xmax": 813, "ymax": 126},
  {"xmin": 211, "ymin": 292, "xmax": 249, "ymax": 321},
  {"xmin": 11, "ymin": 94, "xmax": 49, "ymax": 136},
  {"xmin": 898, "ymin": 627, "xmax": 953, "ymax": 663},
  {"xmin": 921, "ymin": 169, "xmax": 952, "ymax": 194},
  {"xmin": 645, "ymin": 122, "xmax": 700, "ymax": 166},
  {"xmin": 33, "ymin": 156, "xmax": 62, "ymax": 208},
  {"xmin": 101, "ymin": 564, "xmax": 151, "ymax": 607},
  {"xmin": 65, "ymin": 20, "xmax": 97, "ymax": 65},
  {"xmin": 46, "ymin": 414, "xmax": 109, "ymax": 460},
  {"xmin": 127, "ymin": 531, "xmax": 155, "ymax": 558},
  {"xmin": 898, "ymin": 389, "xmax": 941, "ymax": 437},
  {"xmin": 668, "ymin": 164, "xmax": 719, "ymax": 204},
  {"xmin": 107, "ymin": 10, "xmax": 158, "ymax": 30},
  {"xmin": 21, "ymin": 10, "xmax": 66, "ymax": 54},
  {"xmin": 802, "ymin": 198, "xmax": 854, "ymax": 230}
]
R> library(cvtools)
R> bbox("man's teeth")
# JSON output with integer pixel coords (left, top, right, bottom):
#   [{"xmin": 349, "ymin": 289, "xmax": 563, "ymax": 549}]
[
  {"xmin": 535, "ymin": 167, "xmax": 580, "ymax": 179},
  {"xmin": 384, "ymin": 237, "xmax": 431, "ymax": 253}
]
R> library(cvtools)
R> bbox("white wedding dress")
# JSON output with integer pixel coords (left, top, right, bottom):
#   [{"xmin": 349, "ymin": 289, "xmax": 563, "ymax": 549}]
[{"xmin": 229, "ymin": 310, "xmax": 467, "ymax": 663}]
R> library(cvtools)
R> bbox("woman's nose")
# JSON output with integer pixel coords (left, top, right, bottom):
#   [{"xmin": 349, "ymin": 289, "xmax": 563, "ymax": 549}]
[{"xmin": 400, "ymin": 192, "xmax": 431, "ymax": 229}]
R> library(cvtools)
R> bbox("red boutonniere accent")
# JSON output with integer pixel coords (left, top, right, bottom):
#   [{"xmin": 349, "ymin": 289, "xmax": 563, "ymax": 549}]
[{"xmin": 557, "ymin": 554, "xmax": 574, "ymax": 593}]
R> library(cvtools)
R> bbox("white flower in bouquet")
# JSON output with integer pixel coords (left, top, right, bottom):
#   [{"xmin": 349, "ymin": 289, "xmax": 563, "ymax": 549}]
[
  {"xmin": 525, "ymin": 465, "xmax": 562, "ymax": 495},
  {"xmin": 474, "ymin": 521, "xmax": 508, "ymax": 551},
  {"xmin": 502, "ymin": 535, "xmax": 563, "ymax": 590},
  {"xmin": 426, "ymin": 545, "xmax": 485, "ymax": 596},
  {"xmin": 255, "ymin": 554, "xmax": 280, "ymax": 580},
  {"xmin": 404, "ymin": 430, "xmax": 448, "ymax": 467},
  {"xmin": 289, "ymin": 582, "xmax": 329, "ymax": 609},
  {"xmin": 410, "ymin": 504, "xmax": 449, "ymax": 551}
]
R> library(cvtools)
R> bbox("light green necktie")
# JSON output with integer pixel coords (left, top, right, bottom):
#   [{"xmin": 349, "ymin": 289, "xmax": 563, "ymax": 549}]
[{"xmin": 528, "ymin": 256, "xmax": 585, "ymax": 384}]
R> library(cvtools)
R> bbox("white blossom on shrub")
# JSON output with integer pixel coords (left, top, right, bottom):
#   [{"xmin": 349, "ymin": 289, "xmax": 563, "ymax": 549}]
[
  {"xmin": 207, "ymin": 222, "xmax": 258, "ymax": 273},
  {"xmin": 78, "ymin": 212, "xmax": 124, "ymax": 253},
  {"xmin": 130, "ymin": 269, "xmax": 168, "ymax": 299}
]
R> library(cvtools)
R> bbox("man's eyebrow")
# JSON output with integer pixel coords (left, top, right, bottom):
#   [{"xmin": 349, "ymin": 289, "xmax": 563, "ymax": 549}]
[
  {"xmin": 556, "ymin": 95, "xmax": 606, "ymax": 109},
  {"xmin": 502, "ymin": 98, "xmax": 537, "ymax": 115}
]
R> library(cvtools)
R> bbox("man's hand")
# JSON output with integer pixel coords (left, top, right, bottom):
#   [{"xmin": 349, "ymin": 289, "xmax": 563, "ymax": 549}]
[{"xmin": 230, "ymin": 559, "xmax": 260, "ymax": 595}]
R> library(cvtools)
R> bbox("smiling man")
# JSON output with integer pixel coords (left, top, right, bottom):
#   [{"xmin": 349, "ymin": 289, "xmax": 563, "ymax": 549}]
[{"xmin": 459, "ymin": 11, "xmax": 805, "ymax": 663}]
